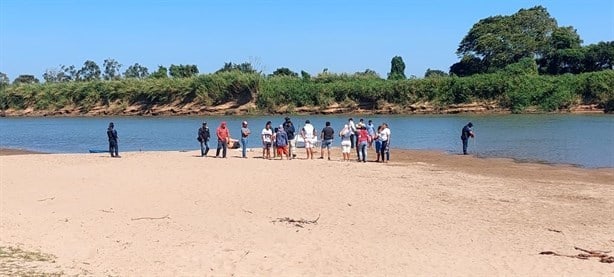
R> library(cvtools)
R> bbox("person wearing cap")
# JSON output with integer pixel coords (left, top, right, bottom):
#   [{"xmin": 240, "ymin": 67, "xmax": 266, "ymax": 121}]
[
  {"xmin": 283, "ymin": 117, "xmax": 296, "ymax": 159},
  {"xmin": 461, "ymin": 122, "xmax": 475, "ymax": 155},
  {"xmin": 275, "ymin": 124, "xmax": 289, "ymax": 159},
  {"xmin": 215, "ymin": 121, "xmax": 230, "ymax": 158},
  {"xmin": 357, "ymin": 123, "xmax": 371, "ymax": 162},
  {"xmin": 240, "ymin": 121, "xmax": 251, "ymax": 158},
  {"xmin": 197, "ymin": 122, "xmax": 211, "ymax": 157},
  {"xmin": 301, "ymin": 119, "xmax": 316, "ymax": 159},
  {"xmin": 107, "ymin": 122, "xmax": 119, "ymax": 157}
]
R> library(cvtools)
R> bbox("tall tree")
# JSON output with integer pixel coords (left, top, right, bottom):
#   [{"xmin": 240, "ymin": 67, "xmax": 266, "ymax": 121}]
[
  {"xmin": 103, "ymin": 58, "xmax": 122, "ymax": 80},
  {"xmin": 13, "ymin": 75, "xmax": 39, "ymax": 85},
  {"xmin": 150, "ymin": 65, "xmax": 168, "ymax": 79},
  {"xmin": 456, "ymin": 6, "xmax": 558, "ymax": 72},
  {"xmin": 271, "ymin": 67, "xmax": 298, "ymax": 77},
  {"xmin": 60, "ymin": 65, "xmax": 77, "ymax": 82},
  {"xmin": 0, "ymin": 72, "xmax": 9, "ymax": 87},
  {"xmin": 584, "ymin": 41, "xmax": 614, "ymax": 72},
  {"xmin": 388, "ymin": 56, "xmax": 406, "ymax": 80},
  {"xmin": 449, "ymin": 55, "xmax": 484, "ymax": 76},
  {"xmin": 169, "ymin": 64, "xmax": 199, "ymax": 78},
  {"xmin": 124, "ymin": 63, "xmax": 149, "ymax": 79},
  {"xmin": 43, "ymin": 68, "xmax": 64, "ymax": 83},
  {"xmin": 77, "ymin": 60, "xmax": 101, "ymax": 81}
]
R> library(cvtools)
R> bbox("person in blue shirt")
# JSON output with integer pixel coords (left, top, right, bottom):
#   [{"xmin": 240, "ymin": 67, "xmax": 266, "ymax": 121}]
[
  {"xmin": 460, "ymin": 122, "xmax": 475, "ymax": 155},
  {"xmin": 366, "ymin": 120, "xmax": 375, "ymax": 148},
  {"xmin": 107, "ymin": 122, "xmax": 119, "ymax": 158}
]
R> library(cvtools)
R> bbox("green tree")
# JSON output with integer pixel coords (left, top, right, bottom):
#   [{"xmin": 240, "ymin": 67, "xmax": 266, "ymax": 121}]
[
  {"xmin": 103, "ymin": 58, "xmax": 122, "ymax": 80},
  {"xmin": 271, "ymin": 67, "xmax": 298, "ymax": 77},
  {"xmin": 169, "ymin": 64, "xmax": 199, "ymax": 78},
  {"xmin": 124, "ymin": 63, "xmax": 149, "ymax": 79},
  {"xmin": 43, "ymin": 68, "xmax": 64, "ymax": 83},
  {"xmin": 584, "ymin": 41, "xmax": 614, "ymax": 72},
  {"xmin": 13, "ymin": 74, "xmax": 39, "ymax": 84},
  {"xmin": 60, "ymin": 65, "xmax": 77, "ymax": 82},
  {"xmin": 354, "ymin": 69, "xmax": 381, "ymax": 79},
  {"xmin": 424, "ymin": 68, "xmax": 448, "ymax": 78},
  {"xmin": 77, "ymin": 60, "xmax": 101, "ymax": 81},
  {"xmin": 0, "ymin": 72, "xmax": 9, "ymax": 87},
  {"xmin": 449, "ymin": 55, "xmax": 484, "ymax": 76},
  {"xmin": 457, "ymin": 6, "xmax": 558, "ymax": 72},
  {"xmin": 300, "ymin": 70, "xmax": 311, "ymax": 81},
  {"xmin": 216, "ymin": 62, "xmax": 257, "ymax": 74},
  {"xmin": 150, "ymin": 65, "xmax": 168, "ymax": 79},
  {"xmin": 388, "ymin": 56, "xmax": 406, "ymax": 80}
]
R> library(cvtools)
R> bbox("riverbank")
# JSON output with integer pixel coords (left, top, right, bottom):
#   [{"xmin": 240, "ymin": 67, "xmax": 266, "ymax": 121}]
[
  {"xmin": 1, "ymin": 150, "xmax": 612, "ymax": 275},
  {"xmin": 0, "ymin": 102, "xmax": 606, "ymax": 117}
]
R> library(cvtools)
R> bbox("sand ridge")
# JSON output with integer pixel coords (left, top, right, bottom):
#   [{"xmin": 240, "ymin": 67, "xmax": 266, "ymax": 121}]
[{"xmin": 0, "ymin": 149, "xmax": 613, "ymax": 276}]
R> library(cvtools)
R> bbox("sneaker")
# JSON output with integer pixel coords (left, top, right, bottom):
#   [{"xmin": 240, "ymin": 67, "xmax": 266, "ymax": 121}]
[{"xmin": 318, "ymin": 157, "xmax": 324, "ymax": 159}]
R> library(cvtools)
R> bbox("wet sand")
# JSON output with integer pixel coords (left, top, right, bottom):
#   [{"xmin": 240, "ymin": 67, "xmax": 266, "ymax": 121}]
[{"xmin": 0, "ymin": 148, "xmax": 612, "ymax": 275}]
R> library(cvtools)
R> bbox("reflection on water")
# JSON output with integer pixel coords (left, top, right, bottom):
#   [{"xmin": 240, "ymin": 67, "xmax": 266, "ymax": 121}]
[{"xmin": 0, "ymin": 114, "xmax": 612, "ymax": 168}]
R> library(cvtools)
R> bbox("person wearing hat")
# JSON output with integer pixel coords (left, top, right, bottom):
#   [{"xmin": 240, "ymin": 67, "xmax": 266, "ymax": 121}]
[
  {"xmin": 301, "ymin": 119, "xmax": 316, "ymax": 159},
  {"xmin": 197, "ymin": 122, "xmax": 211, "ymax": 157},
  {"xmin": 357, "ymin": 123, "xmax": 371, "ymax": 162},
  {"xmin": 240, "ymin": 121, "xmax": 251, "ymax": 158},
  {"xmin": 283, "ymin": 117, "xmax": 296, "ymax": 159},
  {"xmin": 107, "ymin": 122, "xmax": 119, "ymax": 157},
  {"xmin": 461, "ymin": 122, "xmax": 475, "ymax": 155}
]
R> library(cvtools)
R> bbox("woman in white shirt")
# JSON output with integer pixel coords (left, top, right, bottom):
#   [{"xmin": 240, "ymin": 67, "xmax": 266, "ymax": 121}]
[
  {"xmin": 379, "ymin": 123, "xmax": 391, "ymax": 163},
  {"xmin": 261, "ymin": 121, "xmax": 273, "ymax": 159},
  {"xmin": 339, "ymin": 124, "xmax": 352, "ymax": 161}
]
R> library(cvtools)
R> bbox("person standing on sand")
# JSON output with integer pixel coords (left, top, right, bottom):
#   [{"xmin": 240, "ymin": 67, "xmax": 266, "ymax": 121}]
[
  {"xmin": 357, "ymin": 123, "xmax": 371, "ymax": 163},
  {"xmin": 375, "ymin": 124, "xmax": 383, "ymax": 162},
  {"xmin": 261, "ymin": 121, "xmax": 273, "ymax": 159},
  {"xmin": 272, "ymin": 127, "xmax": 278, "ymax": 159},
  {"xmin": 107, "ymin": 122, "xmax": 119, "ymax": 158},
  {"xmin": 356, "ymin": 118, "xmax": 364, "ymax": 160},
  {"xmin": 379, "ymin": 123, "xmax": 391, "ymax": 163},
  {"xmin": 198, "ymin": 122, "xmax": 210, "ymax": 157},
  {"xmin": 283, "ymin": 117, "xmax": 296, "ymax": 159},
  {"xmin": 301, "ymin": 119, "xmax": 316, "ymax": 159},
  {"xmin": 461, "ymin": 122, "xmax": 475, "ymax": 155},
  {"xmin": 366, "ymin": 120, "xmax": 375, "ymax": 148},
  {"xmin": 340, "ymin": 124, "xmax": 352, "ymax": 161},
  {"xmin": 275, "ymin": 125, "xmax": 289, "ymax": 160},
  {"xmin": 348, "ymin": 118, "xmax": 357, "ymax": 153},
  {"xmin": 240, "ymin": 121, "xmax": 251, "ymax": 158},
  {"xmin": 215, "ymin": 122, "xmax": 230, "ymax": 158},
  {"xmin": 319, "ymin": 121, "xmax": 335, "ymax": 160}
]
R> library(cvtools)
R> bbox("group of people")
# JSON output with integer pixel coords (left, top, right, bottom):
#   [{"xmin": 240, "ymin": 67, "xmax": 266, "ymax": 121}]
[
  {"xmin": 105, "ymin": 119, "xmax": 475, "ymax": 160},
  {"xmin": 195, "ymin": 117, "xmax": 393, "ymax": 162}
]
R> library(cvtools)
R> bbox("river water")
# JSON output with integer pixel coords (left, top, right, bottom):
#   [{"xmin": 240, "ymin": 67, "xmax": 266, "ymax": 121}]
[{"xmin": 0, "ymin": 114, "xmax": 612, "ymax": 168}]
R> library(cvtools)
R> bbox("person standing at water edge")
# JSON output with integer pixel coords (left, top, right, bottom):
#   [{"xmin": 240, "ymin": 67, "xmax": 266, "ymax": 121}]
[
  {"xmin": 240, "ymin": 121, "xmax": 251, "ymax": 158},
  {"xmin": 461, "ymin": 122, "xmax": 475, "ymax": 155},
  {"xmin": 275, "ymin": 125, "xmax": 289, "ymax": 160},
  {"xmin": 283, "ymin": 117, "xmax": 296, "ymax": 159},
  {"xmin": 301, "ymin": 119, "xmax": 316, "ymax": 159},
  {"xmin": 197, "ymin": 122, "xmax": 210, "ymax": 157},
  {"xmin": 319, "ymin": 121, "xmax": 335, "ymax": 160},
  {"xmin": 215, "ymin": 122, "xmax": 230, "ymax": 158},
  {"xmin": 379, "ymin": 123, "xmax": 391, "ymax": 163},
  {"xmin": 357, "ymin": 123, "xmax": 371, "ymax": 162},
  {"xmin": 366, "ymin": 120, "xmax": 375, "ymax": 148},
  {"xmin": 348, "ymin": 118, "xmax": 357, "ymax": 152},
  {"xmin": 339, "ymin": 124, "xmax": 352, "ymax": 161},
  {"xmin": 261, "ymin": 121, "xmax": 273, "ymax": 159},
  {"xmin": 107, "ymin": 122, "xmax": 119, "ymax": 157}
]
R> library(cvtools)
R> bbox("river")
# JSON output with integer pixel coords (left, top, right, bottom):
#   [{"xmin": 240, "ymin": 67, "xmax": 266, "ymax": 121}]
[{"xmin": 0, "ymin": 114, "xmax": 612, "ymax": 168}]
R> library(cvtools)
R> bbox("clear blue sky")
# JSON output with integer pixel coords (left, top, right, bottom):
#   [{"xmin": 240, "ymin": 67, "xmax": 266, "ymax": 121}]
[{"xmin": 0, "ymin": 0, "xmax": 612, "ymax": 80}]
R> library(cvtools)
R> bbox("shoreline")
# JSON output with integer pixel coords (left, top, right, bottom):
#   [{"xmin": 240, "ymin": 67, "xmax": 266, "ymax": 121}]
[{"xmin": 2, "ymin": 146, "xmax": 611, "ymax": 182}]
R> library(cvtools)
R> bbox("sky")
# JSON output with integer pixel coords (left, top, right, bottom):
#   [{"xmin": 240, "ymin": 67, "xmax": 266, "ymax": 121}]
[{"xmin": 0, "ymin": 0, "xmax": 612, "ymax": 81}]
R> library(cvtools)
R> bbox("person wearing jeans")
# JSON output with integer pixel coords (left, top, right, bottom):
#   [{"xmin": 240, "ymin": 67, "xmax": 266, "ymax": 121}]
[
  {"xmin": 215, "ymin": 121, "xmax": 230, "ymax": 158},
  {"xmin": 198, "ymin": 122, "xmax": 210, "ymax": 157},
  {"xmin": 240, "ymin": 121, "xmax": 251, "ymax": 158},
  {"xmin": 357, "ymin": 123, "xmax": 370, "ymax": 162},
  {"xmin": 378, "ymin": 123, "xmax": 391, "ymax": 163}
]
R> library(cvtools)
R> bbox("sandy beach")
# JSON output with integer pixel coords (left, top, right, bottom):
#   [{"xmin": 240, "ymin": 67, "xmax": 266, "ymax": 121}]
[{"xmin": 1, "ymin": 148, "xmax": 613, "ymax": 276}]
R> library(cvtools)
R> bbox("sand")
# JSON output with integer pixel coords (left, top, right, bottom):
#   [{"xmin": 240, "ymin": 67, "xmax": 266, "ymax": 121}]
[{"xmin": 0, "ymin": 148, "xmax": 613, "ymax": 276}]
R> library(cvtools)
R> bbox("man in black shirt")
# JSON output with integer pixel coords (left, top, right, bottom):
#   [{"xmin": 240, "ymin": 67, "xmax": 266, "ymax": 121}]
[
  {"xmin": 107, "ymin": 122, "xmax": 119, "ymax": 158},
  {"xmin": 283, "ymin": 117, "xmax": 296, "ymax": 159},
  {"xmin": 319, "ymin": 121, "xmax": 335, "ymax": 160},
  {"xmin": 460, "ymin": 122, "xmax": 475, "ymax": 155},
  {"xmin": 198, "ymin": 122, "xmax": 211, "ymax": 157}
]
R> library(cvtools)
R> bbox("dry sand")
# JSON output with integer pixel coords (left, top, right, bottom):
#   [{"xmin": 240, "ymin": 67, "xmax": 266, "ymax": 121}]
[{"xmin": 0, "ymin": 148, "xmax": 613, "ymax": 276}]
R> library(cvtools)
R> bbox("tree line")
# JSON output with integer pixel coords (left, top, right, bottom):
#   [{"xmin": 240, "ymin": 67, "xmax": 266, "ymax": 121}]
[{"xmin": 0, "ymin": 5, "xmax": 612, "ymax": 113}]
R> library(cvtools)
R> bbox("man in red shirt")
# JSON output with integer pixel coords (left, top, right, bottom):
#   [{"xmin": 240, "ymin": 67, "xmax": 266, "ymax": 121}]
[{"xmin": 215, "ymin": 122, "xmax": 230, "ymax": 158}]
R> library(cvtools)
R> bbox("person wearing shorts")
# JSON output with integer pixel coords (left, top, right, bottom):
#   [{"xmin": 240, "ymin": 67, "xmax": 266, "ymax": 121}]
[
  {"xmin": 261, "ymin": 121, "xmax": 273, "ymax": 159},
  {"xmin": 319, "ymin": 121, "xmax": 334, "ymax": 160},
  {"xmin": 301, "ymin": 119, "xmax": 316, "ymax": 159},
  {"xmin": 339, "ymin": 124, "xmax": 352, "ymax": 161},
  {"xmin": 275, "ymin": 125, "xmax": 289, "ymax": 159}
]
